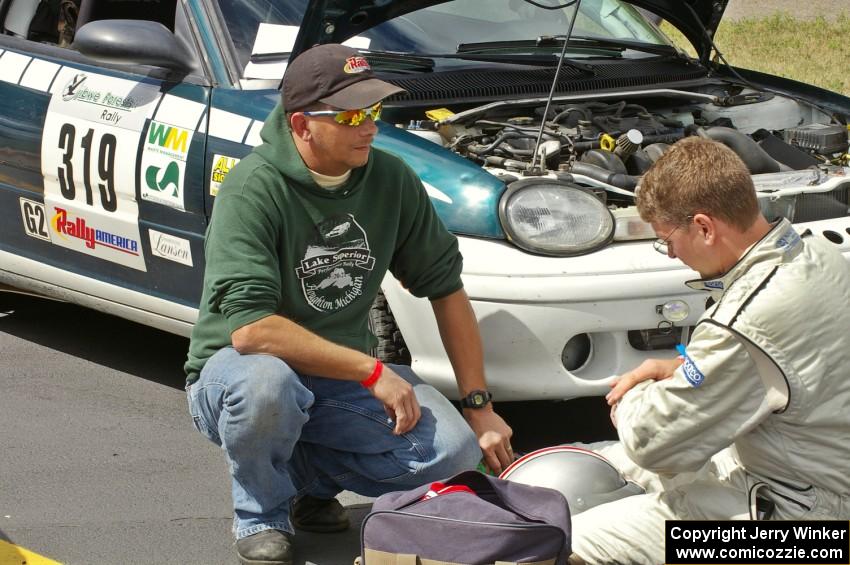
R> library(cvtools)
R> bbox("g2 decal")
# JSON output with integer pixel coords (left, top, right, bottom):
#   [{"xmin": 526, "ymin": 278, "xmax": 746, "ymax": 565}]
[{"xmin": 19, "ymin": 198, "xmax": 50, "ymax": 241}]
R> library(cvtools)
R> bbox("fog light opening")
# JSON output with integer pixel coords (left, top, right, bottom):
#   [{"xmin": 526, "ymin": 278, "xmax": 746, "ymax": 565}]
[
  {"xmin": 561, "ymin": 333, "xmax": 592, "ymax": 372},
  {"xmin": 823, "ymin": 230, "xmax": 843, "ymax": 244}
]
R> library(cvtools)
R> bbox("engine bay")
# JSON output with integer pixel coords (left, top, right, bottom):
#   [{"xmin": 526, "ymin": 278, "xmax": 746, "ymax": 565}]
[{"xmin": 399, "ymin": 84, "xmax": 850, "ymax": 223}]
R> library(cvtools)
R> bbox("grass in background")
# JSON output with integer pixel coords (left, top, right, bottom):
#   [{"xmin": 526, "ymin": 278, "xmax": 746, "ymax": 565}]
[{"xmin": 661, "ymin": 13, "xmax": 850, "ymax": 97}]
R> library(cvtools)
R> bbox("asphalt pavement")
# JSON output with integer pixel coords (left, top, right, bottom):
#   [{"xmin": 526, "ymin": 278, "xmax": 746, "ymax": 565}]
[{"xmin": 0, "ymin": 293, "xmax": 613, "ymax": 565}]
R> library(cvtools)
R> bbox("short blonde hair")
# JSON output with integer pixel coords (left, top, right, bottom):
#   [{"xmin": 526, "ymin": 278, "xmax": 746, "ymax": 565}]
[{"xmin": 637, "ymin": 136, "xmax": 760, "ymax": 230}]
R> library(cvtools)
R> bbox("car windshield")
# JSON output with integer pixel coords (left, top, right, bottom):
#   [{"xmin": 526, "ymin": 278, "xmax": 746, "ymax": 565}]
[{"xmin": 217, "ymin": 0, "xmax": 672, "ymax": 77}]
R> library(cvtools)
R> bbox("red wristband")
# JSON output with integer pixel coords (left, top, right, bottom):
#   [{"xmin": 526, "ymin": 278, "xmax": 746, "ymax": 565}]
[{"xmin": 360, "ymin": 359, "xmax": 383, "ymax": 388}]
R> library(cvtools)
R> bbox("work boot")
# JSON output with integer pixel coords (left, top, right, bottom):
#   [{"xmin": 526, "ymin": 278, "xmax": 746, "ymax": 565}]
[
  {"xmin": 236, "ymin": 529, "xmax": 293, "ymax": 565},
  {"xmin": 291, "ymin": 495, "xmax": 350, "ymax": 533}
]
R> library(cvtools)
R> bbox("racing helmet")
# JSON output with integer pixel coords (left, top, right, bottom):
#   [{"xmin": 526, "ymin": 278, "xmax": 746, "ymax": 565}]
[{"xmin": 499, "ymin": 445, "xmax": 644, "ymax": 514}]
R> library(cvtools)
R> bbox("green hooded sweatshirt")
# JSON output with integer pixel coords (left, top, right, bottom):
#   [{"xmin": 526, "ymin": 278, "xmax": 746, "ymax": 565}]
[{"xmin": 184, "ymin": 104, "xmax": 463, "ymax": 384}]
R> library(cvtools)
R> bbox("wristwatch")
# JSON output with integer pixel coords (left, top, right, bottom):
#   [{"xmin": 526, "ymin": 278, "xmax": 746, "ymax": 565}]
[{"xmin": 460, "ymin": 389, "xmax": 493, "ymax": 409}]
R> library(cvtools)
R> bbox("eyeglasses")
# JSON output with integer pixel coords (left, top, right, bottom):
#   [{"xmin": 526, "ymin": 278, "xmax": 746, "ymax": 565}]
[
  {"xmin": 652, "ymin": 216, "xmax": 694, "ymax": 255},
  {"xmin": 301, "ymin": 102, "xmax": 383, "ymax": 127}
]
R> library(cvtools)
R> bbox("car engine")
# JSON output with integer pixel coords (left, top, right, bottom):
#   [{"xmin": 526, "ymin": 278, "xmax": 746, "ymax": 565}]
[{"xmin": 403, "ymin": 86, "xmax": 850, "ymax": 223}]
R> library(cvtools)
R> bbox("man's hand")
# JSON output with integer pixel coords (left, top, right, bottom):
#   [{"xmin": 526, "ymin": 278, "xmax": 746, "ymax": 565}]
[
  {"xmin": 606, "ymin": 356, "xmax": 684, "ymax": 406},
  {"xmin": 464, "ymin": 408, "xmax": 513, "ymax": 474},
  {"xmin": 368, "ymin": 366, "xmax": 422, "ymax": 435}
]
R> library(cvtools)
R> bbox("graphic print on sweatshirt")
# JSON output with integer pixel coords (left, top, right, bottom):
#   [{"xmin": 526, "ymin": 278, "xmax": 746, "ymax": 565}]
[{"xmin": 295, "ymin": 214, "xmax": 376, "ymax": 312}]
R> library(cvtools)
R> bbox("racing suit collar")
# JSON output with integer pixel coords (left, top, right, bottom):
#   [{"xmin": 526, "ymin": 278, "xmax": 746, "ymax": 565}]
[{"xmin": 685, "ymin": 218, "xmax": 802, "ymax": 296}]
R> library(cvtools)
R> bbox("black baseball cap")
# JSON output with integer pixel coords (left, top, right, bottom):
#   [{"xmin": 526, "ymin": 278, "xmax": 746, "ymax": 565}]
[{"xmin": 282, "ymin": 44, "xmax": 405, "ymax": 112}]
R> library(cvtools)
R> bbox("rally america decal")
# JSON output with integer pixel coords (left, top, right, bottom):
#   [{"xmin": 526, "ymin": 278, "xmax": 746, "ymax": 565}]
[{"xmin": 296, "ymin": 214, "xmax": 376, "ymax": 312}]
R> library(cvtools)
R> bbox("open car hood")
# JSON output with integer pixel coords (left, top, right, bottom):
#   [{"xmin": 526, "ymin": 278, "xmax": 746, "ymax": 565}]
[{"xmin": 293, "ymin": 0, "xmax": 728, "ymax": 62}]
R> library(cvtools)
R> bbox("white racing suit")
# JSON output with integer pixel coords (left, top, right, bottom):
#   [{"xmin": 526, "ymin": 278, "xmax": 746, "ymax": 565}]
[{"xmin": 572, "ymin": 219, "xmax": 850, "ymax": 564}]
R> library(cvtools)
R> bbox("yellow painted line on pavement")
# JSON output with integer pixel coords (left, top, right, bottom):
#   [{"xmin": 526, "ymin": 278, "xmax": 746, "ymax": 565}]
[{"xmin": 0, "ymin": 540, "xmax": 61, "ymax": 565}]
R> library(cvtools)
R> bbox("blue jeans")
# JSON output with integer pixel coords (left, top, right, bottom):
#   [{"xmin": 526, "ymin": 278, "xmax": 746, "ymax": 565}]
[{"xmin": 187, "ymin": 347, "xmax": 481, "ymax": 539}]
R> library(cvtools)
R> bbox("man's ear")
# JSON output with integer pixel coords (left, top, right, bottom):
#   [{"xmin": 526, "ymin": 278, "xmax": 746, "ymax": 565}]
[
  {"xmin": 289, "ymin": 113, "xmax": 311, "ymax": 141},
  {"xmin": 693, "ymin": 213, "xmax": 716, "ymax": 244}
]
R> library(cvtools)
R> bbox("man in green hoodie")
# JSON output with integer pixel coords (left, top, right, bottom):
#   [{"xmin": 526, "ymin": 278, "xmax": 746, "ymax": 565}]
[{"xmin": 185, "ymin": 44, "xmax": 513, "ymax": 565}]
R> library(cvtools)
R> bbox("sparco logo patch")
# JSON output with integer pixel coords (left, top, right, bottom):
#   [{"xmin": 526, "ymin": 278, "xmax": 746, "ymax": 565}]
[
  {"xmin": 681, "ymin": 354, "xmax": 705, "ymax": 387},
  {"xmin": 296, "ymin": 214, "xmax": 375, "ymax": 312},
  {"xmin": 704, "ymin": 280, "xmax": 724, "ymax": 290},
  {"xmin": 775, "ymin": 227, "xmax": 801, "ymax": 252},
  {"xmin": 343, "ymin": 56, "xmax": 370, "ymax": 73}
]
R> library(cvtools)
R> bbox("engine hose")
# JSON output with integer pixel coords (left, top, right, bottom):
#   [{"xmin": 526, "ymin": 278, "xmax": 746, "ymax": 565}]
[
  {"xmin": 483, "ymin": 155, "xmax": 532, "ymax": 171},
  {"xmin": 623, "ymin": 103, "xmax": 650, "ymax": 115},
  {"xmin": 642, "ymin": 132, "xmax": 685, "ymax": 145},
  {"xmin": 473, "ymin": 120, "xmax": 560, "ymax": 136},
  {"xmin": 553, "ymin": 106, "xmax": 590, "ymax": 124},
  {"xmin": 693, "ymin": 126, "xmax": 781, "ymax": 174},
  {"xmin": 592, "ymin": 115, "xmax": 612, "ymax": 133},
  {"xmin": 570, "ymin": 162, "xmax": 638, "ymax": 191},
  {"xmin": 469, "ymin": 131, "xmax": 537, "ymax": 156}
]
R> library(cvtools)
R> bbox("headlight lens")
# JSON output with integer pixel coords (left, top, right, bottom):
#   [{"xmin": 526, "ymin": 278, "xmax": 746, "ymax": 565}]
[{"xmin": 499, "ymin": 179, "xmax": 614, "ymax": 256}]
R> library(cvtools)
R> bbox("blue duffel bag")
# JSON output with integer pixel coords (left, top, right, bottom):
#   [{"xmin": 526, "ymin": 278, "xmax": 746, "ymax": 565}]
[{"xmin": 358, "ymin": 470, "xmax": 571, "ymax": 565}]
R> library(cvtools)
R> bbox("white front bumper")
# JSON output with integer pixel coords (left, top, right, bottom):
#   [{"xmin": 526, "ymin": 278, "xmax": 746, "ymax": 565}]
[
  {"xmin": 385, "ymin": 217, "xmax": 850, "ymax": 401},
  {"xmin": 383, "ymin": 236, "xmax": 703, "ymax": 401}
]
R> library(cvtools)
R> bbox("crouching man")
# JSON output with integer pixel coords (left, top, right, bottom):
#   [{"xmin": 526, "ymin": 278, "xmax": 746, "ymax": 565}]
[
  {"xmin": 570, "ymin": 137, "xmax": 850, "ymax": 564},
  {"xmin": 184, "ymin": 44, "xmax": 512, "ymax": 565}
]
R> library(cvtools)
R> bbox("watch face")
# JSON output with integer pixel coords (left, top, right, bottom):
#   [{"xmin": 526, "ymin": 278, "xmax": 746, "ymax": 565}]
[{"xmin": 464, "ymin": 390, "xmax": 491, "ymax": 408}]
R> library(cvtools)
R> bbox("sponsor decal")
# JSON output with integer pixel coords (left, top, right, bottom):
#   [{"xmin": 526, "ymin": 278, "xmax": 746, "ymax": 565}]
[
  {"xmin": 775, "ymin": 227, "xmax": 801, "ymax": 252},
  {"xmin": 676, "ymin": 344, "xmax": 705, "ymax": 387},
  {"xmin": 42, "ymin": 69, "xmax": 159, "ymax": 272},
  {"xmin": 60, "ymin": 72, "xmax": 139, "ymax": 125},
  {"xmin": 209, "ymin": 154, "xmax": 240, "ymax": 196},
  {"xmin": 146, "ymin": 120, "xmax": 189, "ymax": 154},
  {"xmin": 704, "ymin": 280, "xmax": 724, "ymax": 290},
  {"xmin": 148, "ymin": 229, "xmax": 193, "ymax": 266},
  {"xmin": 296, "ymin": 214, "xmax": 376, "ymax": 312},
  {"xmin": 19, "ymin": 198, "xmax": 51, "ymax": 241},
  {"xmin": 51, "ymin": 206, "xmax": 139, "ymax": 255},
  {"xmin": 343, "ymin": 56, "xmax": 370, "ymax": 74},
  {"xmin": 145, "ymin": 161, "xmax": 180, "ymax": 197},
  {"xmin": 681, "ymin": 356, "xmax": 705, "ymax": 387},
  {"xmin": 61, "ymin": 73, "xmax": 87, "ymax": 101},
  {"xmin": 140, "ymin": 120, "xmax": 194, "ymax": 210}
]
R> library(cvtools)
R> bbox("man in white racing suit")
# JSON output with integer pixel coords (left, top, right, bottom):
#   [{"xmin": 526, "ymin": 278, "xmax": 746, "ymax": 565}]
[{"xmin": 569, "ymin": 136, "xmax": 850, "ymax": 564}]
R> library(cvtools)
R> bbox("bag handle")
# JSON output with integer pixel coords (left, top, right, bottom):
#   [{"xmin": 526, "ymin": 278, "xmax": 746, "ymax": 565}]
[{"xmin": 420, "ymin": 482, "xmax": 476, "ymax": 501}]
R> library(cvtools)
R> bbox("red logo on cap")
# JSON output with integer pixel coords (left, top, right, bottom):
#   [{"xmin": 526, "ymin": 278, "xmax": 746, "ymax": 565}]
[{"xmin": 343, "ymin": 56, "xmax": 370, "ymax": 74}]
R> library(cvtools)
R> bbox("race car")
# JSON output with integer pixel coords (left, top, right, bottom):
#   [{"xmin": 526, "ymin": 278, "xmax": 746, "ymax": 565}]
[{"xmin": 1, "ymin": 0, "xmax": 848, "ymax": 400}]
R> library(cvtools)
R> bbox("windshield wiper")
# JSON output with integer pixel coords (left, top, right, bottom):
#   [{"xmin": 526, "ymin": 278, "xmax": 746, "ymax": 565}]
[
  {"xmin": 455, "ymin": 37, "xmax": 596, "ymax": 73},
  {"xmin": 250, "ymin": 49, "xmax": 435, "ymax": 72},
  {"xmin": 458, "ymin": 36, "xmax": 676, "ymax": 57},
  {"xmin": 361, "ymin": 50, "xmax": 587, "ymax": 73},
  {"xmin": 567, "ymin": 36, "xmax": 679, "ymax": 56},
  {"xmin": 250, "ymin": 51, "xmax": 291, "ymax": 63}
]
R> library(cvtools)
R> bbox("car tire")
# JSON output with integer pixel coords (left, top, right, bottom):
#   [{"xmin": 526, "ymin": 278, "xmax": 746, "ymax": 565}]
[{"xmin": 368, "ymin": 291, "xmax": 411, "ymax": 366}]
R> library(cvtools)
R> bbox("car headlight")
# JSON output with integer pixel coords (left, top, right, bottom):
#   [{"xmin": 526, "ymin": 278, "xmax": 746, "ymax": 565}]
[{"xmin": 499, "ymin": 179, "xmax": 614, "ymax": 256}]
